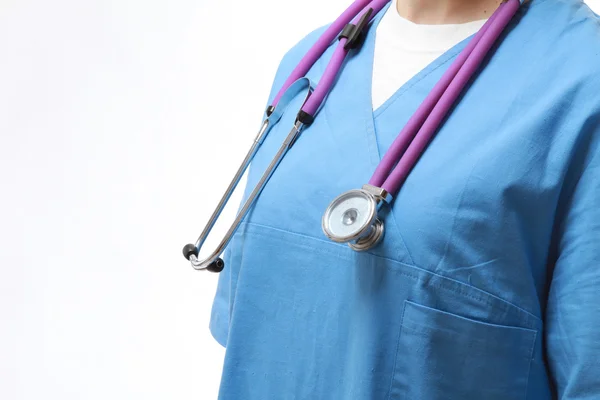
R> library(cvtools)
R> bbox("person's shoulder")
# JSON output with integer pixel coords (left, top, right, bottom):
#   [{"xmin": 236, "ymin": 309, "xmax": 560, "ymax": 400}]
[
  {"xmin": 521, "ymin": 0, "xmax": 600, "ymax": 101},
  {"xmin": 531, "ymin": 0, "xmax": 600, "ymax": 70},
  {"xmin": 277, "ymin": 24, "xmax": 330, "ymax": 72},
  {"xmin": 545, "ymin": 1, "xmax": 600, "ymax": 156},
  {"xmin": 264, "ymin": 23, "xmax": 330, "ymax": 103}
]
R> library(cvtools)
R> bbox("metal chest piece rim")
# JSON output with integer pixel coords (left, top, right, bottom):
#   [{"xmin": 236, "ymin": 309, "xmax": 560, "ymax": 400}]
[{"xmin": 321, "ymin": 184, "xmax": 390, "ymax": 252}]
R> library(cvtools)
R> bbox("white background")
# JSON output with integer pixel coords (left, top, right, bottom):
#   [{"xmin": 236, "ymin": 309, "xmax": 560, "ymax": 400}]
[{"xmin": 1, "ymin": 0, "xmax": 599, "ymax": 399}]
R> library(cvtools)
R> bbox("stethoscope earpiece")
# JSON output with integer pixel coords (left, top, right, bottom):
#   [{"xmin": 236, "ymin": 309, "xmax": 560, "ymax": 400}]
[
  {"xmin": 182, "ymin": 243, "xmax": 224, "ymax": 273},
  {"xmin": 206, "ymin": 258, "xmax": 225, "ymax": 273},
  {"xmin": 182, "ymin": 243, "xmax": 199, "ymax": 260}
]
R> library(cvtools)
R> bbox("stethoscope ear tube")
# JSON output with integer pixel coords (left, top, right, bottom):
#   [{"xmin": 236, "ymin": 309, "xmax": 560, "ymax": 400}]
[{"xmin": 182, "ymin": 78, "xmax": 314, "ymax": 272}]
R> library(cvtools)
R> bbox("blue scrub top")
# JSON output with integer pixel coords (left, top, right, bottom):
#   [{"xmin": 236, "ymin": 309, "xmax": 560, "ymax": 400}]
[{"xmin": 210, "ymin": 0, "xmax": 600, "ymax": 398}]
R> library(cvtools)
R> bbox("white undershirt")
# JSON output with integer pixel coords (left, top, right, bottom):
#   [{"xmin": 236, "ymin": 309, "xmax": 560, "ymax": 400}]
[{"xmin": 372, "ymin": 0, "xmax": 487, "ymax": 110}]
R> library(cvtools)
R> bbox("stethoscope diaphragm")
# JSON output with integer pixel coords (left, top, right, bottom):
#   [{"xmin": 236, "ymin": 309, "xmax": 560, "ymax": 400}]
[{"xmin": 322, "ymin": 185, "xmax": 388, "ymax": 251}]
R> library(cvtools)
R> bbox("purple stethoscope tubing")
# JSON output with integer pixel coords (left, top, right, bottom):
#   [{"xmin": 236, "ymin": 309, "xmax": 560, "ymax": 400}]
[
  {"xmin": 271, "ymin": 0, "xmax": 522, "ymax": 198},
  {"xmin": 368, "ymin": 3, "xmax": 504, "ymax": 189},
  {"xmin": 271, "ymin": 0, "xmax": 372, "ymax": 107},
  {"xmin": 376, "ymin": 0, "xmax": 521, "ymax": 195},
  {"xmin": 301, "ymin": 0, "xmax": 391, "ymax": 116},
  {"xmin": 271, "ymin": 0, "xmax": 390, "ymax": 113}
]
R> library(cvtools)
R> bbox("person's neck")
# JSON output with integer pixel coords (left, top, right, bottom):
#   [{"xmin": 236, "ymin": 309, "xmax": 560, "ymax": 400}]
[{"xmin": 397, "ymin": 0, "xmax": 504, "ymax": 24}]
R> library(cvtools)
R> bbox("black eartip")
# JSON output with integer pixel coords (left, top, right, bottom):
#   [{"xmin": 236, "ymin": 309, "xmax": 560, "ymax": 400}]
[
  {"xmin": 182, "ymin": 244, "xmax": 198, "ymax": 260},
  {"xmin": 206, "ymin": 257, "xmax": 225, "ymax": 273}
]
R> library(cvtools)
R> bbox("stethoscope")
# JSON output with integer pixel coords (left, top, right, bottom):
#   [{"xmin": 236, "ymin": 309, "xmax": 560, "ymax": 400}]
[{"xmin": 182, "ymin": 0, "xmax": 525, "ymax": 272}]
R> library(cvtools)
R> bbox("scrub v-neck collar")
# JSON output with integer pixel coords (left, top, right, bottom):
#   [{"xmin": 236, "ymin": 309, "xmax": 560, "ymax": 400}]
[{"xmin": 320, "ymin": 1, "xmax": 482, "ymax": 171}]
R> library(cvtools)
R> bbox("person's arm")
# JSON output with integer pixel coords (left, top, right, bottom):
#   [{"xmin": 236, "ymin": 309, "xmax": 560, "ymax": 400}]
[{"xmin": 546, "ymin": 130, "xmax": 600, "ymax": 398}]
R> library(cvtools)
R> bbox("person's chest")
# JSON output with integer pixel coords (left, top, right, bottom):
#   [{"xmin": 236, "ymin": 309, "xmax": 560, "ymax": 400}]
[{"xmin": 239, "ymin": 10, "xmax": 590, "ymax": 316}]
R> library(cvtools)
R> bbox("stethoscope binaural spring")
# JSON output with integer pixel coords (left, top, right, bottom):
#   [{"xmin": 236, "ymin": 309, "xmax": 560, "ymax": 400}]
[{"xmin": 182, "ymin": 0, "xmax": 525, "ymax": 271}]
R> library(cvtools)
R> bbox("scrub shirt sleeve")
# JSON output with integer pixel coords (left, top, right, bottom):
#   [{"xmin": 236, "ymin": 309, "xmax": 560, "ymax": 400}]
[
  {"xmin": 208, "ymin": 25, "xmax": 330, "ymax": 347},
  {"xmin": 545, "ymin": 131, "xmax": 600, "ymax": 398}
]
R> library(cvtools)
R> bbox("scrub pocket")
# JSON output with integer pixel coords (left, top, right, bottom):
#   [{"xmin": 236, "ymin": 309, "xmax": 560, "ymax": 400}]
[{"xmin": 390, "ymin": 300, "xmax": 536, "ymax": 400}]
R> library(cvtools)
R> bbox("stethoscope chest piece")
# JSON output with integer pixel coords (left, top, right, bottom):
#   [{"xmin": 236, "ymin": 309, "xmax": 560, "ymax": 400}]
[{"xmin": 322, "ymin": 184, "xmax": 389, "ymax": 251}]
